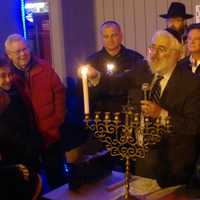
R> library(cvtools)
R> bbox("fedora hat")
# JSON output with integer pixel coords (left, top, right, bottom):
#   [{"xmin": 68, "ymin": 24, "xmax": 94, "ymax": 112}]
[{"xmin": 160, "ymin": 2, "xmax": 193, "ymax": 19}]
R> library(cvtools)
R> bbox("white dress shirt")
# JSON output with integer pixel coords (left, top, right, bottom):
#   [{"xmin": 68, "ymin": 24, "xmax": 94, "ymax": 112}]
[{"xmin": 190, "ymin": 56, "xmax": 200, "ymax": 74}]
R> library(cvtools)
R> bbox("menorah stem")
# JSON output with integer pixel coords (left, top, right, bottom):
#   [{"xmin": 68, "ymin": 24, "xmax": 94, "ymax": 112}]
[{"xmin": 124, "ymin": 157, "xmax": 130, "ymax": 200}]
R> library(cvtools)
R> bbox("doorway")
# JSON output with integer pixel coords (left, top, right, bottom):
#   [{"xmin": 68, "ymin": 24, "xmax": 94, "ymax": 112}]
[{"xmin": 25, "ymin": 0, "xmax": 51, "ymax": 64}]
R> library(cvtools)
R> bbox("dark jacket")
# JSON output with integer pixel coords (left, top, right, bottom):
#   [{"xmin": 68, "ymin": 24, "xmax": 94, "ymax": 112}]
[
  {"xmin": 0, "ymin": 86, "xmax": 41, "ymax": 170},
  {"xmin": 179, "ymin": 56, "xmax": 200, "ymax": 187}
]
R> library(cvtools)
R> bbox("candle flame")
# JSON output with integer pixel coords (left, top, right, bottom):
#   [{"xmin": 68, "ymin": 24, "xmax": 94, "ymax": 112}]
[
  {"xmin": 80, "ymin": 66, "xmax": 88, "ymax": 77},
  {"xmin": 107, "ymin": 64, "xmax": 115, "ymax": 71}
]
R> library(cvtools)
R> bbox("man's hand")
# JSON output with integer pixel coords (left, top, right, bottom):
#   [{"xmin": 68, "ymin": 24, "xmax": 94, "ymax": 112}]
[
  {"xmin": 16, "ymin": 164, "xmax": 30, "ymax": 181},
  {"xmin": 78, "ymin": 65, "xmax": 99, "ymax": 79},
  {"xmin": 141, "ymin": 100, "xmax": 162, "ymax": 118}
]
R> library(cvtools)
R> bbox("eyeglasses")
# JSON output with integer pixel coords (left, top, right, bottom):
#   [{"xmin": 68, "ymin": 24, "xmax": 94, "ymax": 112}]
[
  {"xmin": 148, "ymin": 44, "xmax": 170, "ymax": 54},
  {"xmin": 148, "ymin": 44, "xmax": 179, "ymax": 54},
  {"xmin": 8, "ymin": 47, "xmax": 29, "ymax": 56}
]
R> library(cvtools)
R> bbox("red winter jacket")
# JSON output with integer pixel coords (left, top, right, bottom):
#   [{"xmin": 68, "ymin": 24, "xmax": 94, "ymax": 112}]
[{"xmin": 14, "ymin": 58, "xmax": 65, "ymax": 146}]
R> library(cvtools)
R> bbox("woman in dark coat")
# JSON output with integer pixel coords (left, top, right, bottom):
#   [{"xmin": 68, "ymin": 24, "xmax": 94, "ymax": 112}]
[{"xmin": 0, "ymin": 58, "xmax": 42, "ymax": 200}]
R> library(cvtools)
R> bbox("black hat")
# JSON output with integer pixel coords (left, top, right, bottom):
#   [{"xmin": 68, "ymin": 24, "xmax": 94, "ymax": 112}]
[{"xmin": 160, "ymin": 2, "xmax": 193, "ymax": 19}]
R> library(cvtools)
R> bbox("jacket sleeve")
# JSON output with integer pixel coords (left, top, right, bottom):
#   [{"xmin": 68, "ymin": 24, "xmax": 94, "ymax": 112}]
[
  {"xmin": 49, "ymin": 68, "xmax": 66, "ymax": 128},
  {"xmin": 168, "ymin": 79, "xmax": 200, "ymax": 136}
]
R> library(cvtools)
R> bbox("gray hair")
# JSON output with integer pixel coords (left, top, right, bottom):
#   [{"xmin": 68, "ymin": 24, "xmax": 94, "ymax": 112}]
[
  {"xmin": 151, "ymin": 30, "xmax": 182, "ymax": 52},
  {"xmin": 5, "ymin": 34, "xmax": 27, "ymax": 50}
]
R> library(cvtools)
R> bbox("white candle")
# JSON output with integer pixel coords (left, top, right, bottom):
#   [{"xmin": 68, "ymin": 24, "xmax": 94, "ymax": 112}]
[{"xmin": 81, "ymin": 66, "xmax": 90, "ymax": 114}]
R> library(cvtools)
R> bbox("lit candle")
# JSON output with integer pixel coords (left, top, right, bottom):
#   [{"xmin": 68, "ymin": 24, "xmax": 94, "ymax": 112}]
[
  {"xmin": 81, "ymin": 66, "xmax": 90, "ymax": 114},
  {"xmin": 106, "ymin": 63, "xmax": 115, "ymax": 75}
]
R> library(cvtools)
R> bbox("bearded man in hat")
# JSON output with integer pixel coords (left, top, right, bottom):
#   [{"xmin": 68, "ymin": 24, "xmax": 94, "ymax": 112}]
[
  {"xmin": 160, "ymin": 2, "xmax": 193, "ymax": 43},
  {"xmin": 160, "ymin": 2, "xmax": 193, "ymax": 58}
]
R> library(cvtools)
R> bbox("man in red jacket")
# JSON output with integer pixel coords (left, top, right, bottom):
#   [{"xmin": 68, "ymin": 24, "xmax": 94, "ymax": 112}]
[{"xmin": 4, "ymin": 33, "xmax": 66, "ymax": 189}]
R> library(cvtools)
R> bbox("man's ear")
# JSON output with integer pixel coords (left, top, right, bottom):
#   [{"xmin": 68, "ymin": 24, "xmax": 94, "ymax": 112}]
[{"xmin": 4, "ymin": 51, "xmax": 11, "ymax": 60}]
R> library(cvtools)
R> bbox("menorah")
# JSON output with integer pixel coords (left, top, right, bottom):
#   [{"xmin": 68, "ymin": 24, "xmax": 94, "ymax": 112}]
[{"xmin": 84, "ymin": 104, "xmax": 171, "ymax": 200}]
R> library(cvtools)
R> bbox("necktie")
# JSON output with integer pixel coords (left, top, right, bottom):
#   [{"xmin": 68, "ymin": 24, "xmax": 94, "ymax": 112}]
[{"xmin": 150, "ymin": 75, "xmax": 163, "ymax": 104}]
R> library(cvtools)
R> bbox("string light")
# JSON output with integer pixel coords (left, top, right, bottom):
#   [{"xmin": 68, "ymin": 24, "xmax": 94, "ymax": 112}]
[{"xmin": 20, "ymin": 0, "xmax": 27, "ymax": 39}]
